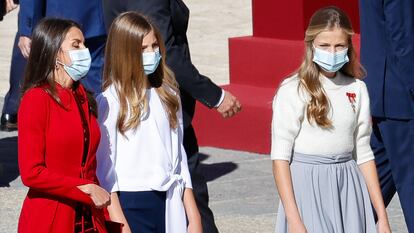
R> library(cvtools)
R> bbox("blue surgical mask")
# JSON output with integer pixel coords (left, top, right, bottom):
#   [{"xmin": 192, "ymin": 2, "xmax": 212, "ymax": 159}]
[
  {"xmin": 142, "ymin": 49, "xmax": 161, "ymax": 75},
  {"xmin": 57, "ymin": 48, "xmax": 91, "ymax": 81},
  {"xmin": 313, "ymin": 46, "xmax": 349, "ymax": 73}
]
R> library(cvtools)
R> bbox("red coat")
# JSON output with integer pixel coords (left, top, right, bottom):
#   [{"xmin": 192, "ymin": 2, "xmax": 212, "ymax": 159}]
[{"xmin": 18, "ymin": 84, "xmax": 107, "ymax": 233}]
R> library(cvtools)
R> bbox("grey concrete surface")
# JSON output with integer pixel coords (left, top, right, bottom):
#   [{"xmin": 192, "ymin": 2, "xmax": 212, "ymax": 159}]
[{"xmin": 0, "ymin": 2, "xmax": 409, "ymax": 233}]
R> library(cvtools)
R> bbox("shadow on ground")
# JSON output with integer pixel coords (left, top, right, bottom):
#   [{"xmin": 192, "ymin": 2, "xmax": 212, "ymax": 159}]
[
  {"xmin": 199, "ymin": 153, "xmax": 238, "ymax": 182},
  {"xmin": 0, "ymin": 136, "xmax": 19, "ymax": 187}
]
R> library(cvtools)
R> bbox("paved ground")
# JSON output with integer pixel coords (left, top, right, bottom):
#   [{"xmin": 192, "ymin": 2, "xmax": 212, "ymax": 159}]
[{"xmin": 0, "ymin": 2, "xmax": 409, "ymax": 233}]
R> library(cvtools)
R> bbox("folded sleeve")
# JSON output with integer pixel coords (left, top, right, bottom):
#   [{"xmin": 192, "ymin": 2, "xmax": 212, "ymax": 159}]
[{"xmin": 18, "ymin": 89, "xmax": 93, "ymax": 205}]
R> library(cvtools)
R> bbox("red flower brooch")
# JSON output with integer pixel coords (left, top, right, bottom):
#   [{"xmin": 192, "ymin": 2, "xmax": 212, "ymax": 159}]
[{"xmin": 346, "ymin": 92, "xmax": 356, "ymax": 112}]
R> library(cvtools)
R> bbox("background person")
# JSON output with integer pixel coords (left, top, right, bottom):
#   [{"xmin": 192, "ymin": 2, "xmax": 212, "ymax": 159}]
[
  {"xmin": 359, "ymin": 0, "xmax": 414, "ymax": 231},
  {"xmin": 96, "ymin": 12, "xmax": 202, "ymax": 233},
  {"xmin": 101, "ymin": 1, "xmax": 241, "ymax": 232}
]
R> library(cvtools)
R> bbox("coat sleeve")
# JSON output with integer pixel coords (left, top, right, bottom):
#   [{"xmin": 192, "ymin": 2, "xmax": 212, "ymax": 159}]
[
  {"xmin": 384, "ymin": 0, "xmax": 414, "ymax": 88},
  {"xmin": 18, "ymin": 89, "xmax": 93, "ymax": 205},
  {"xmin": 128, "ymin": 0, "xmax": 222, "ymax": 108},
  {"xmin": 177, "ymin": 104, "xmax": 192, "ymax": 189},
  {"xmin": 18, "ymin": 0, "xmax": 45, "ymax": 37},
  {"xmin": 95, "ymin": 93, "xmax": 120, "ymax": 193}
]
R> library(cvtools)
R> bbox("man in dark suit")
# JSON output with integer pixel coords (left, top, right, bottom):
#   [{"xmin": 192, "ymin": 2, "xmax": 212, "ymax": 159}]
[
  {"xmin": 0, "ymin": 0, "xmax": 20, "ymax": 131},
  {"xmin": 2, "ymin": 0, "xmax": 106, "ymax": 131},
  {"xmin": 359, "ymin": 0, "xmax": 414, "ymax": 231},
  {"xmin": 0, "ymin": 33, "xmax": 25, "ymax": 131},
  {"xmin": 103, "ymin": 1, "xmax": 241, "ymax": 232},
  {"xmin": 16, "ymin": 0, "xmax": 106, "ymax": 93}
]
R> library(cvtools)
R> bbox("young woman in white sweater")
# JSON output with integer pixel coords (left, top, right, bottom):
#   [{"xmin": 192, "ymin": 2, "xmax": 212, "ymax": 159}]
[
  {"xmin": 271, "ymin": 6, "xmax": 391, "ymax": 233},
  {"xmin": 96, "ymin": 12, "xmax": 202, "ymax": 233}
]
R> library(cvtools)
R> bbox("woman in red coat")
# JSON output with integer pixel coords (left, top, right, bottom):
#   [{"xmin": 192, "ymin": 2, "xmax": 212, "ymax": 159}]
[{"xmin": 17, "ymin": 18, "xmax": 111, "ymax": 233}]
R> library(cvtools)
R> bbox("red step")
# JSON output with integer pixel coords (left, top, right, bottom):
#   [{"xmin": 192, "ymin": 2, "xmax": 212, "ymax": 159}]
[
  {"xmin": 252, "ymin": 0, "xmax": 360, "ymax": 39},
  {"xmin": 229, "ymin": 36, "xmax": 304, "ymax": 87},
  {"xmin": 193, "ymin": 84, "xmax": 276, "ymax": 154},
  {"xmin": 229, "ymin": 35, "xmax": 361, "ymax": 88}
]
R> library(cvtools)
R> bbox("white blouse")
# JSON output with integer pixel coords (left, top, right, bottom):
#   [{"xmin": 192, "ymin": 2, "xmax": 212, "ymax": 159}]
[
  {"xmin": 271, "ymin": 72, "xmax": 374, "ymax": 165},
  {"xmin": 96, "ymin": 85, "xmax": 191, "ymax": 233}
]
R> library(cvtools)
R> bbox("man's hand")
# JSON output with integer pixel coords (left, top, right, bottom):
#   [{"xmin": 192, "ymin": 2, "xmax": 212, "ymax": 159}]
[
  {"xmin": 18, "ymin": 36, "xmax": 32, "ymax": 58},
  {"xmin": 216, "ymin": 91, "xmax": 241, "ymax": 118},
  {"xmin": 5, "ymin": 0, "xmax": 18, "ymax": 14}
]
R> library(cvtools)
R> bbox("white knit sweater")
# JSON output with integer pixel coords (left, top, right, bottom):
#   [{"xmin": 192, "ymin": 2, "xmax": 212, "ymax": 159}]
[{"xmin": 271, "ymin": 72, "xmax": 374, "ymax": 165}]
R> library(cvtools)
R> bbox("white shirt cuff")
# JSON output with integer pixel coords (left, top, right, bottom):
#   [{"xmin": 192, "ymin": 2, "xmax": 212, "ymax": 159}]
[{"xmin": 214, "ymin": 89, "xmax": 225, "ymax": 108}]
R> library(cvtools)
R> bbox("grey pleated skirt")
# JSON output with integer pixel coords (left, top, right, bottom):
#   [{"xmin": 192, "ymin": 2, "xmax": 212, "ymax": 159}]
[{"xmin": 275, "ymin": 152, "xmax": 377, "ymax": 233}]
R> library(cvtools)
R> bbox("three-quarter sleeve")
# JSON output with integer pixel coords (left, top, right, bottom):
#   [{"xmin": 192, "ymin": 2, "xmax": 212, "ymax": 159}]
[
  {"xmin": 18, "ymin": 89, "xmax": 93, "ymax": 205},
  {"xmin": 96, "ymin": 93, "xmax": 120, "ymax": 193},
  {"xmin": 354, "ymin": 81, "xmax": 375, "ymax": 165},
  {"xmin": 271, "ymin": 79, "xmax": 305, "ymax": 161}
]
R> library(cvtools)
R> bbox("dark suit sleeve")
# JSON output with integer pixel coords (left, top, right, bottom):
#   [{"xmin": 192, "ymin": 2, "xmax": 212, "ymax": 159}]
[
  {"xmin": 384, "ymin": 0, "xmax": 414, "ymax": 88},
  {"xmin": 0, "ymin": 0, "xmax": 4, "ymax": 21},
  {"xmin": 129, "ymin": 0, "xmax": 222, "ymax": 108},
  {"xmin": 18, "ymin": 0, "xmax": 44, "ymax": 37}
]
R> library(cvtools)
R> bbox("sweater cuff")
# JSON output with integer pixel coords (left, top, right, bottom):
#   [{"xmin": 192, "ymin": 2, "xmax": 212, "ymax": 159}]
[
  {"xmin": 271, "ymin": 140, "xmax": 293, "ymax": 161},
  {"xmin": 356, "ymin": 151, "xmax": 375, "ymax": 165},
  {"xmin": 271, "ymin": 156, "xmax": 291, "ymax": 162}
]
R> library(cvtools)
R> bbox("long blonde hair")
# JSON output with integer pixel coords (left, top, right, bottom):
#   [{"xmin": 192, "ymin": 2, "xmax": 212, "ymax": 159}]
[
  {"xmin": 298, "ymin": 6, "xmax": 364, "ymax": 128},
  {"xmin": 103, "ymin": 12, "xmax": 180, "ymax": 135}
]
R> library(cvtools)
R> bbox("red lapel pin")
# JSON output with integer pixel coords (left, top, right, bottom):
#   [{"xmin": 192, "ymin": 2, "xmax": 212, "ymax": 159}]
[{"xmin": 346, "ymin": 92, "xmax": 356, "ymax": 112}]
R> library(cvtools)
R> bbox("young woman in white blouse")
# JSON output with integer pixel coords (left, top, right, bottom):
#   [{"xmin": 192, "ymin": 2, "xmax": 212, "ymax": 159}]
[
  {"xmin": 96, "ymin": 12, "xmax": 202, "ymax": 233},
  {"xmin": 271, "ymin": 6, "xmax": 391, "ymax": 233}
]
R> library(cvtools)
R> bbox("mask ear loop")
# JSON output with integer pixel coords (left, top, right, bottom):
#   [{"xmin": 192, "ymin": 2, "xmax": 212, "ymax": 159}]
[
  {"xmin": 56, "ymin": 60, "xmax": 65, "ymax": 66},
  {"xmin": 55, "ymin": 48, "xmax": 71, "ymax": 68}
]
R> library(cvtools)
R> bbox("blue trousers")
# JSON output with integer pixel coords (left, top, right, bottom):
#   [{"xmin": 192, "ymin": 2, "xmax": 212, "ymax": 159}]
[
  {"xmin": 118, "ymin": 191, "xmax": 166, "ymax": 233},
  {"xmin": 2, "ymin": 33, "xmax": 25, "ymax": 115},
  {"xmin": 371, "ymin": 117, "xmax": 414, "ymax": 232}
]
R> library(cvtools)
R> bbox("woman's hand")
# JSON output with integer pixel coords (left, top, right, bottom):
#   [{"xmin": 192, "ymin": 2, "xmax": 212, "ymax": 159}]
[
  {"xmin": 377, "ymin": 217, "xmax": 392, "ymax": 233},
  {"xmin": 77, "ymin": 184, "xmax": 110, "ymax": 208}
]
